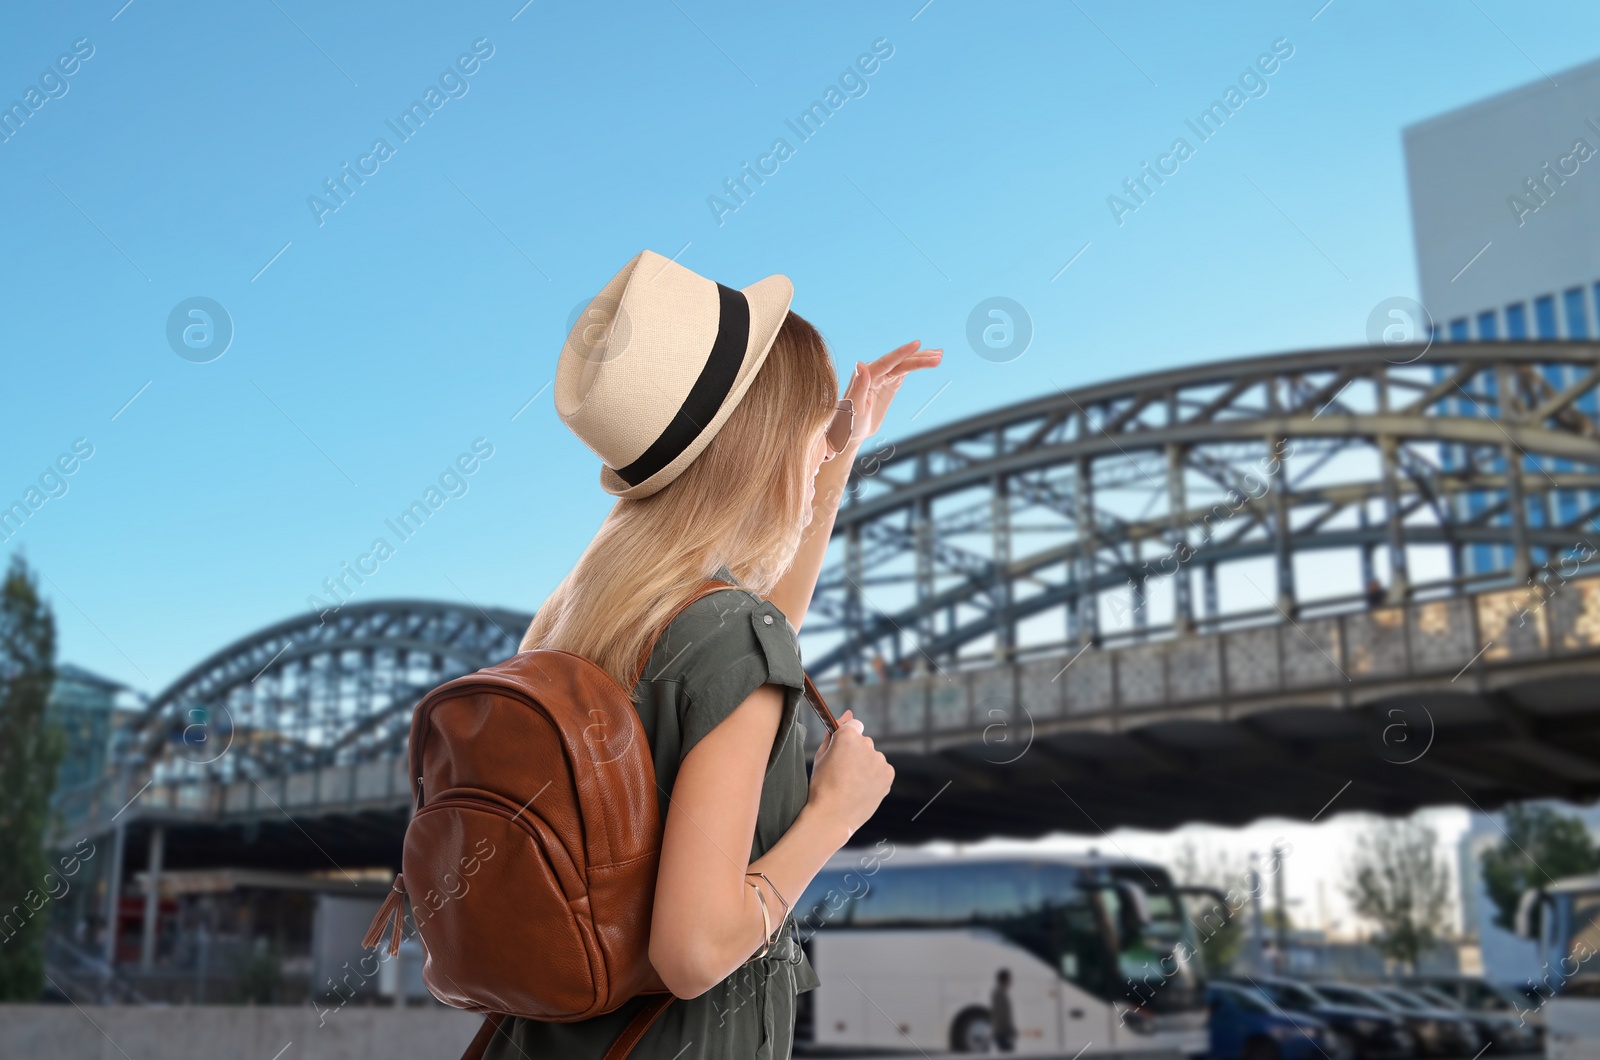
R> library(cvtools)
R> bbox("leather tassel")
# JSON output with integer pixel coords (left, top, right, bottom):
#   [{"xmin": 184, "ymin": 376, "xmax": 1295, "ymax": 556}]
[
  {"xmin": 362, "ymin": 873, "xmax": 407, "ymax": 955},
  {"xmin": 387, "ymin": 902, "xmax": 403, "ymax": 956}
]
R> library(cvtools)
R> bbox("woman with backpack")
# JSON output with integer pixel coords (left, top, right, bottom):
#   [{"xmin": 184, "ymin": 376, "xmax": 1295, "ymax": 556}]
[{"xmin": 482, "ymin": 249, "xmax": 941, "ymax": 1058}]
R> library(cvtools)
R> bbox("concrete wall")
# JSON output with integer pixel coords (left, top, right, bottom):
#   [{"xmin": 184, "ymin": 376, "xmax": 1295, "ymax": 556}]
[{"xmin": 0, "ymin": 1004, "xmax": 483, "ymax": 1060}]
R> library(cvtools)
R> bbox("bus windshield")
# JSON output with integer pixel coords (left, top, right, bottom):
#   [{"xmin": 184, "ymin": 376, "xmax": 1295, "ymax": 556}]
[{"xmin": 1102, "ymin": 866, "xmax": 1205, "ymax": 1014}]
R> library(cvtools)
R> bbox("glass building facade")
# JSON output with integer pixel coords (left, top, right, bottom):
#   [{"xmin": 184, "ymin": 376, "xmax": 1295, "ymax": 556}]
[
  {"xmin": 46, "ymin": 662, "xmax": 133, "ymax": 793},
  {"xmin": 1437, "ymin": 286, "xmax": 1600, "ymax": 577}
]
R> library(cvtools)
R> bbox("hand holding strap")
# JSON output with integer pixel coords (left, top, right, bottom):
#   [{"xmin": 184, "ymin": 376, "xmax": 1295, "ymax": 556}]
[{"xmin": 802, "ymin": 671, "xmax": 838, "ymax": 734}]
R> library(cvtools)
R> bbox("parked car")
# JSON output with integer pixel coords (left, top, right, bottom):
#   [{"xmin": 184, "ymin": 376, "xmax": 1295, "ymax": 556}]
[
  {"xmin": 1236, "ymin": 977, "xmax": 1415, "ymax": 1060},
  {"xmin": 1405, "ymin": 983, "xmax": 1541, "ymax": 1053},
  {"xmin": 1312, "ymin": 982, "xmax": 1480, "ymax": 1059},
  {"xmin": 1209, "ymin": 982, "xmax": 1346, "ymax": 1060},
  {"xmin": 1404, "ymin": 974, "xmax": 1546, "ymax": 1040}
]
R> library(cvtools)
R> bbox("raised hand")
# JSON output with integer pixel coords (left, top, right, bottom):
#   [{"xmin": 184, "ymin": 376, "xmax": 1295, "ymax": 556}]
[{"xmin": 841, "ymin": 340, "xmax": 943, "ymax": 448}]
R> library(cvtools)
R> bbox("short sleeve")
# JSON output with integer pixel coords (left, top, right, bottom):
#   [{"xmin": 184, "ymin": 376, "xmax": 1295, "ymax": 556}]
[{"xmin": 661, "ymin": 588, "xmax": 806, "ymax": 766}]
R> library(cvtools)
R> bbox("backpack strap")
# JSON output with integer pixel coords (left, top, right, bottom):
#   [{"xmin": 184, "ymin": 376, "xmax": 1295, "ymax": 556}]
[
  {"xmin": 802, "ymin": 671, "xmax": 839, "ymax": 734},
  {"xmin": 454, "ymin": 996, "xmax": 671, "ymax": 1060},
  {"xmin": 603, "ymin": 995, "xmax": 675, "ymax": 1059},
  {"xmin": 628, "ymin": 578, "xmax": 739, "ymax": 689}
]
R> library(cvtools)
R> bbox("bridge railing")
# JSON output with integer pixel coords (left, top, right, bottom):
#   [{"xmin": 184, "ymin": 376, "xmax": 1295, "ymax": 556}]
[
  {"xmin": 812, "ymin": 574, "xmax": 1600, "ymax": 749},
  {"xmin": 54, "ymin": 756, "xmax": 414, "ymax": 838}
]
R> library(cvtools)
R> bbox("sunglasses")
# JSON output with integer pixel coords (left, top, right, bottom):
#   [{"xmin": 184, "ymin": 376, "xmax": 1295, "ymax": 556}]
[{"xmin": 822, "ymin": 398, "xmax": 855, "ymax": 460}]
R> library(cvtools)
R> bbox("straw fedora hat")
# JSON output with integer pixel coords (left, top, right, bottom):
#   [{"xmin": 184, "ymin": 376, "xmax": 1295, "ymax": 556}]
[{"xmin": 555, "ymin": 249, "xmax": 794, "ymax": 499}]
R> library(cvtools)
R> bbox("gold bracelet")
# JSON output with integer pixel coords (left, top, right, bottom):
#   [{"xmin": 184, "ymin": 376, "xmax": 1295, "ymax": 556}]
[
  {"xmin": 745, "ymin": 876, "xmax": 772, "ymax": 960},
  {"xmin": 744, "ymin": 871, "xmax": 790, "ymax": 933}
]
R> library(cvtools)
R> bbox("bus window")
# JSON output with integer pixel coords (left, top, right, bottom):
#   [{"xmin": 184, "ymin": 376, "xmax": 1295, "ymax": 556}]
[
  {"xmin": 941, "ymin": 861, "xmax": 1038, "ymax": 921},
  {"xmin": 795, "ymin": 870, "xmax": 868, "ymax": 937},
  {"xmin": 850, "ymin": 865, "xmax": 940, "ymax": 925},
  {"xmin": 847, "ymin": 862, "xmax": 1019, "ymax": 924},
  {"xmin": 940, "ymin": 863, "xmax": 988, "ymax": 920}
]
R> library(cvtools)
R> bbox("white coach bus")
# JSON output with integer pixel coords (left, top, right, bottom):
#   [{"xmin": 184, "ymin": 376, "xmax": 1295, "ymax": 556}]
[{"xmin": 792, "ymin": 849, "xmax": 1220, "ymax": 1056}]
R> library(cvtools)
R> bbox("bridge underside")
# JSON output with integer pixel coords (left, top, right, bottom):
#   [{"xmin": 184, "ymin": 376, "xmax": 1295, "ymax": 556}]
[
  {"xmin": 119, "ymin": 807, "xmax": 411, "ymax": 877},
  {"xmin": 118, "ymin": 662, "xmax": 1600, "ymax": 874},
  {"xmin": 864, "ymin": 667, "xmax": 1600, "ymax": 842}
]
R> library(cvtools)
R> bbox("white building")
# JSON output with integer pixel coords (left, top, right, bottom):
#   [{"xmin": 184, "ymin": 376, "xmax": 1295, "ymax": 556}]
[
  {"xmin": 1403, "ymin": 55, "xmax": 1600, "ymax": 578},
  {"xmin": 1405, "ymin": 55, "xmax": 1600, "ymax": 340}
]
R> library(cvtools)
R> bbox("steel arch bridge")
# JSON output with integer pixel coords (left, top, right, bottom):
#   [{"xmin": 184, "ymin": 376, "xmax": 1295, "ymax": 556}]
[
  {"xmin": 67, "ymin": 341, "xmax": 1600, "ymax": 854},
  {"xmin": 131, "ymin": 599, "xmax": 532, "ymax": 786},
  {"xmin": 803, "ymin": 340, "xmax": 1600, "ymax": 682}
]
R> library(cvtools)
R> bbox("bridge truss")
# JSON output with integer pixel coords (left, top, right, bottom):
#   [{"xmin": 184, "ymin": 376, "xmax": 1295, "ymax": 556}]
[
  {"xmin": 130, "ymin": 600, "xmax": 530, "ymax": 787},
  {"xmin": 806, "ymin": 341, "xmax": 1600, "ymax": 681}
]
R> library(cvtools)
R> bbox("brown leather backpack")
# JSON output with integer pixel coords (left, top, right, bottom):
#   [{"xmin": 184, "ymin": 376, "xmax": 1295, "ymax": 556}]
[{"xmin": 361, "ymin": 578, "xmax": 837, "ymax": 1060}]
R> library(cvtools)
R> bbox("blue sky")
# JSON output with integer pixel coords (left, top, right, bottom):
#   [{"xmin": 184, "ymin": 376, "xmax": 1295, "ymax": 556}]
[{"xmin": 3, "ymin": 0, "xmax": 1597, "ymax": 702}]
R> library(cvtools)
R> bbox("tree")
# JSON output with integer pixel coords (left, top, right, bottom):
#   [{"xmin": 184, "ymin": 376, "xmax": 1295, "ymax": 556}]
[
  {"xmin": 1342, "ymin": 816, "xmax": 1453, "ymax": 972},
  {"xmin": 1480, "ymin": 803, "xmax": 1600, "ymax": 931},
  {"xmin": 1172, "ymin": 840, "xmax": 1249, "ymax": 974},
  {"xmin": 0, "ymin": 553, "xmax": 64, "ymax": 1000}
]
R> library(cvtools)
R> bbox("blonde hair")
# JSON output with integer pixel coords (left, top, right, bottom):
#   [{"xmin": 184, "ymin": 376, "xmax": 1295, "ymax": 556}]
[{"xmin": 520, "ymin": 310, "xmax": 838, "ymax": 696}]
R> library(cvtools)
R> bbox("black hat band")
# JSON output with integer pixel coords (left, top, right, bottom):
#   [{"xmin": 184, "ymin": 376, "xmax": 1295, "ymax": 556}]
[{"xmin": 612, "ymin": 283, "xmax": 751, "ymax": 488}]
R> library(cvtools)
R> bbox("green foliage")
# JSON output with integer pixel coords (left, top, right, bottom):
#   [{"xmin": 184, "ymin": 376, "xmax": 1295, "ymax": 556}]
[
  {"xmin": 1172, "ymin": 840, "xmax": 1248, "ymax": 974},
  {"xmin": 0, "ymin": 553, "xmax": 64, "ymax": 1000},
  {"xmin": 235, "ymin": 940, "xmax": 283, "ymax": 1004},
  {"xmin": 1342, "ymin": 816, "xmax": 1453, "ymax": 973},
  {"xmin": 1480, "ymin": 803, "xmax": 1600, "ymax": 932}
]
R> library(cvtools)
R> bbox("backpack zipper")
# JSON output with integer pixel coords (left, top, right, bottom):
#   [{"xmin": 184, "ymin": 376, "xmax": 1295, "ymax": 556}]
[{"xmin": 413, "ymin": 790, "xmax": 584, "ymax": 899}]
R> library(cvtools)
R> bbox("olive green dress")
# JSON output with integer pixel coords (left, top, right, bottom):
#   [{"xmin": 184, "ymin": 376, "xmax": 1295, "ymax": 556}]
[{"xmin": 481, "ymin": 565, "xmax": 822, "ymax": 1060}]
